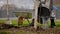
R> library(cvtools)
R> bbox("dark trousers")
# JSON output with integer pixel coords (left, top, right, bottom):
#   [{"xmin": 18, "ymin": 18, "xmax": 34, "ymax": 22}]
[
  {"xmin": 40, "ymin": 18, "xmax": 43, "ymax": 24},
  {"xmin": 30, "ymin": 19, "xmax": 34, "ymax": 26},
  {"xmin": 37, "ymin": 16, "xmax": 43, "ymax": 24},
  {"xmin": 38, "ymin": 17, "xmax": 56, "ymax": 28},
  {"xmin": 50, "ymin": 17, "xmax": 56, "ymax": 28}
]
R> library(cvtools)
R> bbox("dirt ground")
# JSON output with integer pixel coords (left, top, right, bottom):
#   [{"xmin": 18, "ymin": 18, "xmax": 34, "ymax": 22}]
[{"xmin": 0, "ymin": 26, "xmax": 60, "ymax": 34}]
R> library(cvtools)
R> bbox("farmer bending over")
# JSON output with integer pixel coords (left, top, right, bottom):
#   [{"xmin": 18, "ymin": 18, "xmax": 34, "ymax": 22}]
[{"xmin": 38, "ymin": 5, "xmax": 50, "ymax": 29}]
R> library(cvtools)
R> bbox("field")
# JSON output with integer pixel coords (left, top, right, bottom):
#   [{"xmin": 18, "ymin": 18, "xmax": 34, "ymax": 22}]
[
  {"xmin": 0, "ymin": 19, "xmax": 60, "ymax": 27},
  {"xmin": 0, "ymin": 20, "xmax": 60, "ymax": 34}
]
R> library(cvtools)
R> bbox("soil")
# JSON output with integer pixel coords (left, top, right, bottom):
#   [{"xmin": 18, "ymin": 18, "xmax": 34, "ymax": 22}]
[
  {"xmin": 0, "ymin": 23, "xmax": 60, "ymax": 34},
  {"xmin": 0, "ymin": 26, "xmax": 60, "ymax": 34}
]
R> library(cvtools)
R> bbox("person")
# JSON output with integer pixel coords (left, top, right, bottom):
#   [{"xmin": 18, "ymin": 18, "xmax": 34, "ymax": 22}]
[
  {"xmin": 37, "ymin": 6, "xmax": 50, "ymax": 29},
  {"xmin": 49, "ymin": 0, "xmax": 56, "ymax": 28},
  {"xmin": 50, "ymin": 11, "xmax": 56, "ymax": 28}
]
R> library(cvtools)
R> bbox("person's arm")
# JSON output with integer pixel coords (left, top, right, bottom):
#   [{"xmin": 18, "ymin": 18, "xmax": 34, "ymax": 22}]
[{"xmin": 51, "ymin": 10, "xmax": 55, "ymax": 18}]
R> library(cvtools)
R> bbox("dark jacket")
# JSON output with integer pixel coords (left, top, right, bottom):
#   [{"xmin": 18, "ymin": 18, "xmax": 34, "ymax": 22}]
[{"xmin": 38, "ymin": 6, "xmax": 50, "ymax": 17}]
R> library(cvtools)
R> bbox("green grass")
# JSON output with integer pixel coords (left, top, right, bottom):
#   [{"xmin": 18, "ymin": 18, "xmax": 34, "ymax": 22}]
[
  {"xmin": 0, "ymin": 20, "xmax": 60, "ymax": 27},
  {"xmin": 55, "ymin": 21, "xmax": 60, "ymax": 27},
  {"xmin": 0, "ymin": 20, "xmax": 6, "ymax": 24},
  {"xmin": 0, "ymin": 32, "xmax": 10, "ymax": 34},
  {"xmin": 12, "ymin": 20, "xmax": 18, "ymax": 26}
]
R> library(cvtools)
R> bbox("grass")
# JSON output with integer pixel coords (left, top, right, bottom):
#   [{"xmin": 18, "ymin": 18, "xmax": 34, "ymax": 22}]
[
  {"xmin": 0, "ymin": 32, "xmax": 10, "ymax": 34},
  {"xmin": 55, "ymin": 21, "xmax": 60, "ymax": 27},
  {"xmin": 0, "ymin": 20, "xmax": 6, "ymax": 24},
  {"xmin": 0, "ymin": 20, "xmax": 60, "ymax": 27}
]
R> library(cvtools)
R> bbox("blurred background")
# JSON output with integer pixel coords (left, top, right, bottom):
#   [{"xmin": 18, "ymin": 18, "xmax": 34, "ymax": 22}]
[{"xmin": 0, "ymin": 0, "xmax": 60, "ymax": 20}]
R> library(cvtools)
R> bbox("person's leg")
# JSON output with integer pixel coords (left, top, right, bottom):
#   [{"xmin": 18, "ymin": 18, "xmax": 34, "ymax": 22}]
[
  {"xmin": 30, "ymin": 19, "xmax": 34, "ymax": 26},
  {"xmin": 50, "ymin": 17, "xmax": 56, "ymax": 28},
  {"xmin": 40, "ymin": 18, "xmax": 43, "ymax": 24},
  {"xmin": 42, "ymin": 17, "xmax": 48, "ymax": 29},
  {"xmin": 37, "ymin": 17, "xmax": 43, "ymax": 30}
]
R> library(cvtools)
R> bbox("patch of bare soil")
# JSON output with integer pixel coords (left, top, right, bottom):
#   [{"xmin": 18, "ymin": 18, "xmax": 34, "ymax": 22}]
[{"xmin": 0, "ymin": 26, "xmax": 60, "ymax": 34}]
